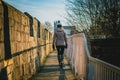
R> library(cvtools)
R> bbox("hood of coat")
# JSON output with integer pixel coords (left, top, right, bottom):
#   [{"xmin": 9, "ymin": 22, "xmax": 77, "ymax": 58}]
[
  {"xmin": 56, "ymin": 28, "xmax": 62, "ymax": 32},
  {"xmin": 55, "ymin": 28, "xmax": 66, "ymax": 33}
]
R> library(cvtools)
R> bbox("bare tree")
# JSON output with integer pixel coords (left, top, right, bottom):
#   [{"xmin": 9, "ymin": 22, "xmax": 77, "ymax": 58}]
[
  {"xmin": 43, "ymin": 21, "xmax": 53, "ymax": 32},
  {"xmin": 66, "ymin": 0, "xmax": 91, "ymax": 31},
  {"xmin": 66, "ymin": 0, "xmax": 120, "ymax": 38}
]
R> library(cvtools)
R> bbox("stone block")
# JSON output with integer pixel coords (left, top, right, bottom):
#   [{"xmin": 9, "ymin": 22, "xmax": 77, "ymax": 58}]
[
  {"xmin": 12, "ymin": 67, "xmax": 21, "ymax": 80},
  {"xmin": 10, "ymin": 27, "xmax": 16, "ymax": 41},
  {"xmin": 15, "ymin": 22, "xmax": 21, "ymax": 31},
  {"xmin": 0, "ymin": 17, "xmax": 3, "ymax": 29},
  {"xmin": 33, "ymin": 49, "xmax": 37, "ymax": 56},
  {"xmin": 0, "ymin": 29, "xmax": 4, "ymax": 42},
  {"xmin": 30, "ymin": 61, "xmax": 36, "ymax": 74},
  {"xmin": 22, "ymin": 43, "xmax": 25, "ymax": 50},
  {"xmin": 7, "ymin": 73, "xmax": 13, "ymax": 80},
  {"xmin": 25, "ymin": 26, "xmax": 29, "ymax": 34},
  {"xmin": 20, "ymin": 43, "xmax": 24, "ymax": 50},
  {"xmin": 22, "ymin": 15, "xmax": 28, "ymax": 26},
  {"xmin": 21, "ymin": 24, "xmax": 25, "ymax": 32},
  {"xmin": 16, "ymin": 31, "xmax": 21, "ymax": 42},
  {"xmin": 25, "ymin": 34, "xmax": 29, "ymax": 43},
  {"xmin": 19, "ymin": 65, "xmax": 23, "ymax": 77},
  {"xmin": 22, "ymin": 34, "xmax": 25, "ymax": 42},
  {"xmin": 29, "ymin": 37, "xmax": 33, "ymax": 42},
  {"xmin": 20, "ymin": 54, "xmax": 26, "ymax": 65},
  {"xmin": 33, "ymin": 19, "xmax": 38, "ymax": 27},
  {"xmin": 13, "ymin": 56, "xmax": 20, "ymax": 67},
  {"xmin": 19, "ymin": 42, "xmax": 23, "ymax": 51},
  {"xmin": 27, "ymin": 52, "xmax": 30, "ymax": 63},
  {"xmin": 0, "ymin": 43, "xmax": 4, "ymax": 60},
  {"xmin": 16, "ymin": 12, "xmax": 22, "ymax": 23},
  {"xmin": 7, "ymin": 64, "xmax": 13, "ymax": 75},
  {"xmin": 14, "ymin": 21, "xmax": 19, "ymax": 31},
  {"xmin": 9, "ymin": 18, "xmax": 15, "ymax": 28},
  {"xmin": 24, "ymin": 17, "xmax": 28, "ymax": 26},
  {"xmin": 22, "ymin": 75, "xmax": 31, "ymax": 80},
  {"xmin": 21, "ymin": 15, "xmax": 25, "ymax": 25},
  {"xmin": 13, "ymin": 10, "xmax": 18, "ymax": 22},
  {"xmin": 30, "ymin": 51, "xmax": 34, "ymax": 60},
  {"xmin": 17, "ymin": 22, "xmax": 21, "ymax": 32},
  {"xmin": 20, "ymin": 33, "xmax": 23, "ymax": 42},
  {"xmin": 4, "ymin": 59, "xmax": 13, "ymax": 67},
  {"xmin": 29, "ymin": 63, "xmax": 33, "ymax": 74},
  {"xmin": 11, "ymin": 42, "xmax": 17, "ymax": 54},
  {"xmin": 0, "ymin": 2, "xmax": 3, "ymax": 15},
  {"xmin": 23, "ymin": 63, "xmax": 29, "ymax": 75},
  {"xmin": 8, "ymin": 6, "xmax": 13, "ymax": 19}
]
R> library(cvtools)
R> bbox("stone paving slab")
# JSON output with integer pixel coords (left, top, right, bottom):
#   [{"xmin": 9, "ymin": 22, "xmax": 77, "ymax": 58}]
[{"xmin": 32, "ymin": 51, "xmax": 76, "ymax": 80}]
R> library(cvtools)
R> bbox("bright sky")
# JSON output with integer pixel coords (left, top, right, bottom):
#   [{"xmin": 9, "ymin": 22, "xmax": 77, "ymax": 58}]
[{"xmin": 4, "ymin": 0, "xmax": 67, "ymax": 26}]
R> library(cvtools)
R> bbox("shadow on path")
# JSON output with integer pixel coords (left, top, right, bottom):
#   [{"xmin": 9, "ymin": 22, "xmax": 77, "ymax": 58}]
[{"xmin": 32, "ymin": 51, "xmax": 76, "ymax": 80}]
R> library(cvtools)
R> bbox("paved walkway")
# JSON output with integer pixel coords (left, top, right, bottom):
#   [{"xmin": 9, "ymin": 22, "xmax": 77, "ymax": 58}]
[{"xmin": 32, "ymin": 51, "xmax": 76, "ymax": 80}]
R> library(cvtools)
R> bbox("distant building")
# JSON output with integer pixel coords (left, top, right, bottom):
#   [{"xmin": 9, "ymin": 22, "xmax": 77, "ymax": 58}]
[
  {"xmin": 54, "ymin": 21, "xmax": 78, "ymax": 36},
  {"xmin": 63, "ymin": 26, "xmax": 71, "ymax": 36}
]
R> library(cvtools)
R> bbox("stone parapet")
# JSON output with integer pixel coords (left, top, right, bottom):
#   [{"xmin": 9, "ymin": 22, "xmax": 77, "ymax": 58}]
[{"xmin": 0, "ymin": 1, "xmax": 53, "ymax": 80}]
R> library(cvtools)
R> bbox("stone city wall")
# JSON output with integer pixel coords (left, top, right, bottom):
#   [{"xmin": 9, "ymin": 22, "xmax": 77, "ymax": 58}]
[{"xmin": 0, "ymin": 1, "xmax": 53, "ymax": 80}]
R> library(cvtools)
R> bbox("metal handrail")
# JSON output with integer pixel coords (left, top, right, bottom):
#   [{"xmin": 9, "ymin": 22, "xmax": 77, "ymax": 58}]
[{"xmin": 65, "ymin": 33, "xmax": 120, "ymax": 80}]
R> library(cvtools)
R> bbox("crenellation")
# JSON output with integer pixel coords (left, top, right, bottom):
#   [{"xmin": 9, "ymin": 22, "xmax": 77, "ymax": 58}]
[{"xmin": 0, "ymin": 0, "xmax": 53, "ymax": 80}]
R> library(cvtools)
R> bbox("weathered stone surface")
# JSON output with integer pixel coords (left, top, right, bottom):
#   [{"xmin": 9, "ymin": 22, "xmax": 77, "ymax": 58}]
[
  {"xmin": 0, "ymin": 1, "xmax": 3, "ymax": 17},
  {"xmin": 11, "ymin": 42, "xmax": 17, "ymax": 54},
  {"xmin": 8, "ymin": 6, "xmax": 14, "ymax": 19},
  {"xmin": 16, "ymin": 31, "xmax": 21, "ymax": 42},
  {"xmin": 0, "ymin": 17, "xmax": 3, "ymax": 29},
  {"xmin": 7, "ymin": 73, "xmax": 13, "ymax": 80},
  {"xmin": 13, "ymin": 56, "xmax": 20, "ymax": 67},
  {"xmin": 31, "ymin": 52, "xmax": 76, "ymax": 80},
  {"xmin": 0, "ymin": 43, "xmax": 4, "ymax": 60},
  {"xmin": 10, "ymin": 27, "xmax": 16, "ymax": 41},
  {"xmin": 0, "ymin": 62, "xmax": 4, "ymax": 72},
  {"xmin": 0, "ymin": 1, "xmax": 53, "ymax": 80},
  {"xmin": 12, "ymin": 67, "xmax": 21, "ymax": 80},
  {"xmin": 6, "ymin": 64, "xmax": 13, "ymax": 75},
  {"xmin": 4, "ymin": 59, "xmax": 13, "ymax": 67},
  {"xmin": 20, "ymin": 54, "xmax": 26, "ymax": 65}
]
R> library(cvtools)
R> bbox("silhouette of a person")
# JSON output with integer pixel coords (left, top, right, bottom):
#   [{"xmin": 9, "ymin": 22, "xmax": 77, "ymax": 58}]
[{"xmin": 52, "ymin": 22, "xmax": 67, "ymax": 68}]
